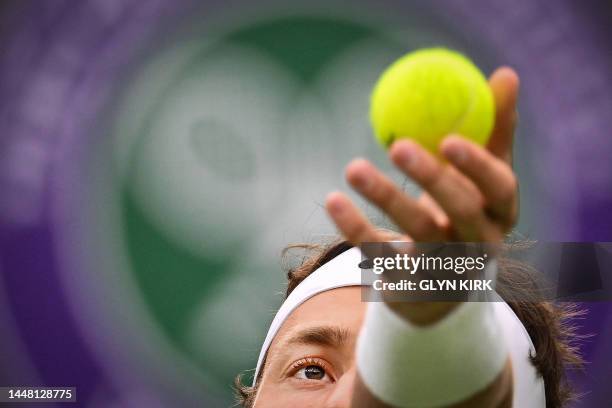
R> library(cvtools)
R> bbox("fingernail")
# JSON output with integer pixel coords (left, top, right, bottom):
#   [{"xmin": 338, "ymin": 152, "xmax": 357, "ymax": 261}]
[
  {"xmin": 397, "ymin": 142, "xmax": 418, "ymax": 170},
  {"xmin": 327, "ymin": 195, "xmax": 345, "ymax": 216},
  {"xmin": 353, "ymin": 171, "xmax": 372, "ymax": 191},
  {"xmin": 444, "ymin": 141, "xmax": 468, "ymax": 164}
]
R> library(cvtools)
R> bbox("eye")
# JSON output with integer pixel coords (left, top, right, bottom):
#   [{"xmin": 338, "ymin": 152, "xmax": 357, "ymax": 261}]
[
  {"xmin": 296, "ymin": 365, "xmax": 329, "ymax": 381},
  {"xmin": 290, "ymin": 358, "xmax": 334, "ymax": 383}
]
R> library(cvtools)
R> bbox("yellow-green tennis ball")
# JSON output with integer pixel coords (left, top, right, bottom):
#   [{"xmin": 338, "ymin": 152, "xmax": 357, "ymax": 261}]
[{"xmin": 370, "ymin": 48, "xmax": 494, "ymax": 154}]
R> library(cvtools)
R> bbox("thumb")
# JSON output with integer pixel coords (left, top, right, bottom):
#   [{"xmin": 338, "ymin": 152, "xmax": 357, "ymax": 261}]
[{"xmin": 487, "ymin": 67, "xmax": 520, "ymax": 164}]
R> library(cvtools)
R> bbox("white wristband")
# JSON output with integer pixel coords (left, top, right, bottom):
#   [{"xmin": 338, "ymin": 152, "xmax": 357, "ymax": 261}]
[{"xmin": 356, "ymin": 301, "xmax": 508, "ymax": 407}]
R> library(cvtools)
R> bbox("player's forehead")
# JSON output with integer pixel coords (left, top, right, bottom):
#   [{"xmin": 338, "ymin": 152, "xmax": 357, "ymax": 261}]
[{"xmin": 267, "ymin": 286, "xmax": 366, "ymax": 354}]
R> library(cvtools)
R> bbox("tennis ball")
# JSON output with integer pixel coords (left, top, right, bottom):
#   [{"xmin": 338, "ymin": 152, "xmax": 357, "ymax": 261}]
[{"xmin": 370, "ymin": 48, "xmax": 494, "ymax": 154}]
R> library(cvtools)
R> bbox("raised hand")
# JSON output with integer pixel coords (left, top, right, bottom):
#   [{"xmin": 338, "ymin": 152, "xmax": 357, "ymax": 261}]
[{"xmin": 326, "ymin": 67, "xmax": 520, "ymax": 245}]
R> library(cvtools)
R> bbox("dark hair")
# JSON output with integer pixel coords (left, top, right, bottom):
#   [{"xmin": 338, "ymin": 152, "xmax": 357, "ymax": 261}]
[{"xmin": 234, "ymin": 240, "xmax": 584, "ymax": 408}]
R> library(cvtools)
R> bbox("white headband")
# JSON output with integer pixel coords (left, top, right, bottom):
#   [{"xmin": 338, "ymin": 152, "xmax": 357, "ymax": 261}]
[{"xmin": 253, "ymin": 246, "xmax": 363, "ymax": 384}]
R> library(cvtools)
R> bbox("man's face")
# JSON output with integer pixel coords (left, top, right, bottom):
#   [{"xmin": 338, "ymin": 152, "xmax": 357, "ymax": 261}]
[{"xmin": 254, "ymin": 287, "xmax": 366, "ymax": 407}]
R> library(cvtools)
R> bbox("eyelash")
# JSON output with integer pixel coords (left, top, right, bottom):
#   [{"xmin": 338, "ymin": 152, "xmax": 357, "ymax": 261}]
[{"xmin": 289, "ymin": 357, "xmax": 334, "ymax": 382}]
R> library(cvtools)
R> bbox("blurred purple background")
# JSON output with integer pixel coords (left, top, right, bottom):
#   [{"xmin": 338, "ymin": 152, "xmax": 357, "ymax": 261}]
[{"xmin": 1, "ymin": 0, "xmax": 611, "ymax": 406}]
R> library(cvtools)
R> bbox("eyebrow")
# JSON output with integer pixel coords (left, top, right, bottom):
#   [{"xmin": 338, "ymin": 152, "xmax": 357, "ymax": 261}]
[
  {"xmin": 285, "ymin": 325, "xmax": 352, "ymax": 348},
  {"xmin": 263, "ymin": 326, "xmax": 354, "ymax": 381}
]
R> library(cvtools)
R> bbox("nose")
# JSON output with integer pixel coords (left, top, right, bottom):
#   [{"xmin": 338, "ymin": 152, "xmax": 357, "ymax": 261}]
[{"xmin": 326, "ymin": 366, "xmax": 356, "ymax": 407}]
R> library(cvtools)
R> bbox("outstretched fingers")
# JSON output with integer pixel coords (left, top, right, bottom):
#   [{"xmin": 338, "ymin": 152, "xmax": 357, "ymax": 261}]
[
  {"xmin": 345, "ymin": 159, "xmax": 446, "ymax": 241},
  {"xmin": 390, "ymin": 140, "xmax": 499, "ymax": 241},
  {"xmin": 325, "ymin": 191, "xmax": 384, "ymax": 245},
  {"xmin": 440, "ymin": 136, "xmax": 518, "ymax": 227}
]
